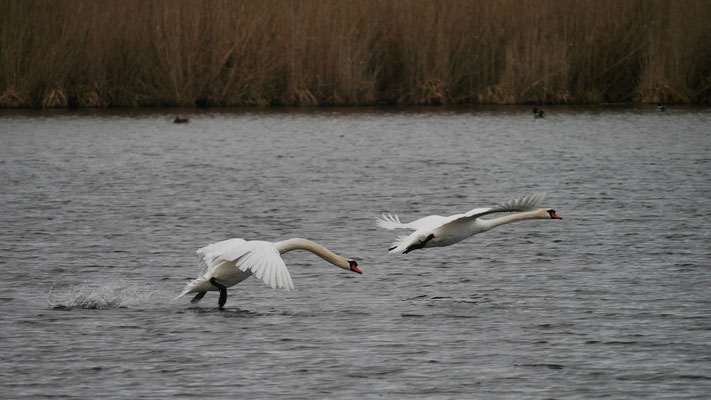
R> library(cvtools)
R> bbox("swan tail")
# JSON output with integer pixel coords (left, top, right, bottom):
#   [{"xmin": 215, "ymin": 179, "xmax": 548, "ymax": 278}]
[
  {"xmin": 376, "ymin": 213, "xmax": 407, "ymax": 230},
  {"xmin": 175, "ymin": 277, "xmax": 210, "ymax": 300},
  {"xmin": 174, "ymin": 245, "xmax": 224, "ymax": 300}
]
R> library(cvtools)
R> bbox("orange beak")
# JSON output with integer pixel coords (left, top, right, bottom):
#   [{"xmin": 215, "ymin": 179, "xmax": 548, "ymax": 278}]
[
  {"xmin": 551, "ymin": 212, "xmax": 562, "ymax": 219},
  {"xmin": 351, "ymin": 265, "xmax": 363, "ymax": 274}
]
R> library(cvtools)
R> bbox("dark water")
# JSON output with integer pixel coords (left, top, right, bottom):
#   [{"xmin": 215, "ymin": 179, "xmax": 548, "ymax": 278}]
[{"xmin": 1, "ymin": 106, "xmax": 710, "ymax": 399}]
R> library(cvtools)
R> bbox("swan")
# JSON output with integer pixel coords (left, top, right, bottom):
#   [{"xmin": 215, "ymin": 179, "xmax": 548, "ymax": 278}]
[
  {"xmin": 176, "ymin": 238, "xmax": 362, "ymax": 309},
  {"xmin": 377, "ymin": 192, "xmax": 561, "ymax": 254}
]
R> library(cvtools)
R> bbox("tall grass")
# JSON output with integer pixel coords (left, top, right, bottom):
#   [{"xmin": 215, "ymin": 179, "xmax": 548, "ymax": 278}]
[{"xmin": 1, "ymin": 0, "xmax": 710, "ymax": 107}]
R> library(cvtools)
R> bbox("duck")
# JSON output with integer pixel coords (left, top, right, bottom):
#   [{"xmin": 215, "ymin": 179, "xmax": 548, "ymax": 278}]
[
  {"xmin": 532, "ymin": 108, "xmax": 545, "ymax": 118},
  {"xmin": 173, "ymin": 116, "xmax": 189, "ymax": 123},
  {"xmin": 176, "ymin": 238, "xmax": 362, "ymax": 309},
  {"xmin": 377, "ymin": 192, "xmax": 561, "ymax": 254},
  {"xmin": 657, "ymin": 103, "xmax": 665, "ymax": 112}
]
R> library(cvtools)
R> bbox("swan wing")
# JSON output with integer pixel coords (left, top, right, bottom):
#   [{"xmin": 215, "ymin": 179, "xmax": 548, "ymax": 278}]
[
  {"xmin": 196, "ymin": 238, "xmax": 250, "ymax": 277},
  {"xmin": 377, "ymin": 213, "xmax": 449, "ymax": 231},
  {"xmin": 384, "ymin": 215, "xmax": 452, "ymax": 253},
  {"xmin": 468, "ymin": 192, "xmax": 547, "ymax": 218},
  {"xmin": 177, "ymin": 238, "xmax": 252, "ymax": 298},
  {"xmin": 234, "ymin": 241, "xmax": 294, "ymax": 290},
  {"xmin": 191, "ymin": 238, "xmax": 293, "ymax": 291},
  {"xmin": 443, "ymin": 192, "xmax": 548, "ymax": 227},
  {"xmin": 376, "ymin": 213, "xmax": 406, "ymax": 230}
]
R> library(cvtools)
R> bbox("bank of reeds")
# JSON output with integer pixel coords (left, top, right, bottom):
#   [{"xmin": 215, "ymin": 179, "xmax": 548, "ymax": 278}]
[{"xmin": 1, "ymin": 0, "xmax": 710, "ymax": 108}]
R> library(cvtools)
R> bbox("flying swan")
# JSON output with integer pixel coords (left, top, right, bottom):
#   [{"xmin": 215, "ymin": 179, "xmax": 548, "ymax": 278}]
[
  {"xmin": 176, "ymin": 238, "xmax": 362, "ymax": 309},
  {"xmin": 377, "ymin": 192, "xmax": 561, "ymax": 254}
]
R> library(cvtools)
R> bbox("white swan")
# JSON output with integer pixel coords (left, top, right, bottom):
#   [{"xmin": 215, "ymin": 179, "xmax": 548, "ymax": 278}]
[
  {"xmin": 176, "ymin": 238, "xmax": 362, "ymax": 309},
  {"xmin": 377, "ymin": 192, "xmax": 561, "ymax": 254}
]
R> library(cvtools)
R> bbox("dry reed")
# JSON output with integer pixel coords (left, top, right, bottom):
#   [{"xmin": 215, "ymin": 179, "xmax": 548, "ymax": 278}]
[{"xmin": 1, "ymin": 0, "xmax": 710, "ymax": 108}]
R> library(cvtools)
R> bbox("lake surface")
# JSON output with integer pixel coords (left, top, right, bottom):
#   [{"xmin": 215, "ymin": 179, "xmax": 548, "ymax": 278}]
[{"xmin": 1, "ymin": 106, "xmax": 710, "ymax": 399}]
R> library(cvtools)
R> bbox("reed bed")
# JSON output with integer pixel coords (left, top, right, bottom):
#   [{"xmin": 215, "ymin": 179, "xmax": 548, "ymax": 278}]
[{"xmin": 1, "ymin": 0, "xmax": 710, "ymax": 108}]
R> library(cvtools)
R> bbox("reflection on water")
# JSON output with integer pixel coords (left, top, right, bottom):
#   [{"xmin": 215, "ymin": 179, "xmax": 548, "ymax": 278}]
[{"xmin": 1, "ymin": 106, "xmax": 710, "ymax": 398}]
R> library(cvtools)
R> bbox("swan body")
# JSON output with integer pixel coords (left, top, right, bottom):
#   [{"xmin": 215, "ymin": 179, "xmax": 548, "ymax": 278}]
[
  {"xmin": 176, "ymin": 238, "xmax": 361, "ymax": 309},
  {"xmin": 377, "ymin": 192, "xmax": 561, "ymax": 254}
]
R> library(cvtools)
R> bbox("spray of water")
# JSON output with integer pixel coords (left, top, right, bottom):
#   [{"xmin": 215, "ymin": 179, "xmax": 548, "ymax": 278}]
[{"xmin": 47, "ymin": 281, "xmax": 179, "ymax": 310}]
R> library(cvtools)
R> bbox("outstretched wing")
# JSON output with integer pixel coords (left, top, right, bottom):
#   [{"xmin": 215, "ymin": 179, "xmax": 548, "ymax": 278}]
[
  {"xmin": 376, "ymin": 213, "xmax": 449, "ymax": 231},
  {"xmin": 233, "ymin": 241, "xmax": 294, "ymax": 290},
  {"xmin": 194, "ymin": 238, "xmax": 294, "ymax": 290},
  {"xmin": 196, "ymin": 238, "xmax": 250, "ymax": 278},
  {"xmin": 440, "ymin": 192, "xmax": 547, "ymax": 228}
]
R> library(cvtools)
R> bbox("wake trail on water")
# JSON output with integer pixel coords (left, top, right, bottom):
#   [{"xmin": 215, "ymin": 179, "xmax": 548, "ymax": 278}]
[{"xmin": 47, "ymin": 280, "xmax": 180, "ymax": 310}]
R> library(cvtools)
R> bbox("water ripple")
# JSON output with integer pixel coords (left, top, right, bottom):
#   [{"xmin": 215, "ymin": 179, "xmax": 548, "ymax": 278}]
[{"xmin": 1, "ymin": 107, "xmax": 710, "ymax": 399}]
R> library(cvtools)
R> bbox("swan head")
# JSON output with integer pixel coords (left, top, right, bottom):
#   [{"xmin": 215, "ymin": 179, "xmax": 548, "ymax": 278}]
[
  {"xmin": 545, "ymin": 208, "xmax": 562, "ymax": 219},
  {"xmin": 348, "ymin": 260, "xmax": 363, "ymax": 274},
  {"xmin": 530, "ymin": 208, "xmax": 562, "ymax": 219}
]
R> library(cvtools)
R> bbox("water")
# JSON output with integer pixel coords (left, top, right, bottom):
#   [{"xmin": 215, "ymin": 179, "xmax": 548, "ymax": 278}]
[{"xmin": 1, "ymin": 106, "xmax": 710, "ymax": 399}]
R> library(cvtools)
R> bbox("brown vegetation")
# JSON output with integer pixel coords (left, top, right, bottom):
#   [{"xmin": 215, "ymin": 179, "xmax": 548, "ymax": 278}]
[{"xmin": 1, "ymin": 0, "xmax": 710, "ymax": 108}]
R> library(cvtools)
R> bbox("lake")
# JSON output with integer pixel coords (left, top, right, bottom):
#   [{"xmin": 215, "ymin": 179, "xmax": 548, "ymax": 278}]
[{"xmin": 1, "ymin": 106, "xmax": 709, "ymax": 398}]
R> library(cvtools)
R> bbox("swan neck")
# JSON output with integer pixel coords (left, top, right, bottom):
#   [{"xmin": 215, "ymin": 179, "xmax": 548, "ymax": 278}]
[
  {"xmin": 483, "ymin": 210, "xmax": 542, "ymax": 230},
  {"xmin": 274, "ymin": 238, "xmax": 348, "ymax": 267}
]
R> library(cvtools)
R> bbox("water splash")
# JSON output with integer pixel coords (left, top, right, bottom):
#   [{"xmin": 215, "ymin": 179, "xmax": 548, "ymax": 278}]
[{"xmin": 47, "ymin": 281, "xmax": 176, "ymax": 310}]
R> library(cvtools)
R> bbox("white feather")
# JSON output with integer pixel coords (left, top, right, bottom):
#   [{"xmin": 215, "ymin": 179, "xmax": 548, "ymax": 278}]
[{"xmin": 376, "ymin": 213, "xmax": 404, "ymax": 230}]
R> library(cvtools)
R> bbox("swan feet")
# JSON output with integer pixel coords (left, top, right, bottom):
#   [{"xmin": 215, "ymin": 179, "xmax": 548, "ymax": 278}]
[
  {"xmin": 404, "ymin": 234, "xmax": 434, "ymax": 254},
  {"xmin": 190, "ymin": 291, "xmax": 206, "ymax": 304},
  {"xmin": 209, "ymin": 277, "xmax": 228, "ymax": 310}
]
